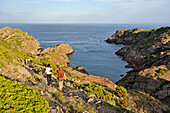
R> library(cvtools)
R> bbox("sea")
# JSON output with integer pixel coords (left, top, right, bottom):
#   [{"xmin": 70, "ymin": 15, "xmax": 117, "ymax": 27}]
[{"xmin": 0, "ymin": 23, "xmax": 169, "ymax": 83}]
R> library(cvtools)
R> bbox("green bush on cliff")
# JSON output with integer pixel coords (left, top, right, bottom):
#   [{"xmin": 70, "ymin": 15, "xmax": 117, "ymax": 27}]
[
  {"xmin": 15, "ymin": 29, "xmax": 23, "ymax": 33},
  {"xmin": 53, "ymin": 90, "xmax": 97, "ymax": 113},
  {"xmin": 115, "ymin": 86, "xmax": 127, "ymax": 98},
  {"xmin": 113, "ymin": 86, "xmax": 128, "ymax": 107},
  {"xmin": 144, "ymin": 55, "xmax": 160, "ymax": 66},
  {"xmin": 78, "ymin": 83, "xmax": 112, "ymax": 101},
  {"xmin": 128, "ymin": 80, "xmax": 135, "ymax": 85},
  {"xmin": 0, "ymin": 38, "xmax": 26, "ymax": 68},
  {"xmin": 25, "ymin": 53, "xmax": 36, "ymax": 59},
  {"xmin": 156, "ymin": 69, "xmax": 170, "ymax": 74},
  {"xmin": 0, "ymin": 76, "xmax": 49, "ymax": 112}
]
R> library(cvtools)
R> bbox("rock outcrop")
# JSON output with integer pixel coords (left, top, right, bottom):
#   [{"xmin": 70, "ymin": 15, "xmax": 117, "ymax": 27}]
[
  {"xmin": 0, "ymin": 27, "xmax": 42, "ymax": 54},
  {"xmin": 73, "ymin": 66, "xmax": 89, "ymax": 74},
  {"xmin": 40, "ymin": 43, "xmax": 74, "ymax": 66},
  {"xmin": 106, "ymin": 26, "xmax": 170, "ymax": 107}
]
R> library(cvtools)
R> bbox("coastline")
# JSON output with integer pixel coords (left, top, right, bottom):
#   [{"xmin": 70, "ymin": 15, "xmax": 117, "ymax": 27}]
[
  {"xmin": 0, "ymin": 26, "xmax": 169, "ymax": 113},
  {"xmin": 106, "ymin": 26, "xmax": 170, "ymax": 106}
]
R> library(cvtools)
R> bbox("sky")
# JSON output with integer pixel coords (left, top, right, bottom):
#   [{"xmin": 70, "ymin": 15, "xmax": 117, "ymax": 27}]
[{"xmin": 0, "ymin": 0, "xmax": 170, "ymax": 24}]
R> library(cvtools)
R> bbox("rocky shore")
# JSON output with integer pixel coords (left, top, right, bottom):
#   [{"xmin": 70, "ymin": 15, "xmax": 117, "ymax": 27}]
[
  {"xmin": 0, "ymin": 27, "xmax": 123, "ymax": 113},
  {"xmin": 0, "ymin": 26, "xmax": 169, "ymax": 113},
  {"xmin": 106, "ymin": 26, "xmax": 170, "ymax": 111}
]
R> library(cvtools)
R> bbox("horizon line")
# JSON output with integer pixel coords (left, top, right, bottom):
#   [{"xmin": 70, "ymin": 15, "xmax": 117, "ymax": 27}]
[{"xmin": 0, "ymin": 22, "xmax": 170, "ymax": 25}]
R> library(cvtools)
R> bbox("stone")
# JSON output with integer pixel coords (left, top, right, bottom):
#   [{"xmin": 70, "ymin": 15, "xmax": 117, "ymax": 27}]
[
  {"xmin": 87, "ymin": 98, "xmax": 94, "ymax": 103},
  {"xmin": 73, "ymin": 66, "xmax": 88, "ymax": 74},
  {"xmin": 47, "ymin": 87, "xmax": 57, "ymax": 94},
  {"xmin": 120, "ymin": 74, "xmax": 124, "ymax": 77},
  {"xmin": 95, "ymin": 100, "xmax": 102, "ymax": 105},
  {"xmin": 83, "ymin": 111, "xmax": 89, "ymax": 113},
  {"xmin": 89, "ymin": 94, "xmax": 96, "ymax": 98}
]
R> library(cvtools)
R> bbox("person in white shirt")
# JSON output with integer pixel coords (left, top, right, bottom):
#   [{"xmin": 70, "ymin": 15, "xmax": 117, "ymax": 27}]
[{"xmin": 43, "ymin": 64, "xmax": 52, "ymax": 86}]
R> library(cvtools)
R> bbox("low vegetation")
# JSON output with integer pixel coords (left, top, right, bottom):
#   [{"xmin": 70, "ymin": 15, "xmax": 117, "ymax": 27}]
[
  {"xmin": 53, "ymin": 90, "xmax": 97, "ymax": 113},
  {"xmin": 0, "ymin": 76, "xmax": 49, "ymax": 112},
  {"xmin": 156, "ymin": 69, "xmax": 170, "ymax": 74},
  {"xmin": 78, "ymin": 83, "xmax": 113, "ymax": 101}
]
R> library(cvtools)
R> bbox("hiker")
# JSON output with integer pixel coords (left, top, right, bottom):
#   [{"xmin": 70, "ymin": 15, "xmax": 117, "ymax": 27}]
[
  {"xmin": 56, "ymin": 66, "xmax": 66, "ymax": 91},
  {"xmin": 43, "ymin": 64, "xmax": 52, "ymax": 86},
  {"xmin": 27, "ymin": 59, "xmax": 30, "ymax": 65},
  {"xmin": 24, "ymin": 58, "xmax": 27, "ymax": 65}
]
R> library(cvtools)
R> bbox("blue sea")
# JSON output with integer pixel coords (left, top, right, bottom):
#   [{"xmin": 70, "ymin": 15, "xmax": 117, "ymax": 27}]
[{"xmin": 0, "ymin": 23, "xmax": 169, "ymax": 82}]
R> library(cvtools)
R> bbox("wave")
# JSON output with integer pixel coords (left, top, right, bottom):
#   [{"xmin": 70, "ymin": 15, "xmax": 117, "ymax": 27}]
[
  {"xmin": 68, "ymin": 41, "xmax": 89, "ymax": 44},
  {"xmin": 40, "ymin": 40, "xmax": 89, "ymax": 44},
  {"xmin": 83, "ymin": 50, "xmax": 107, "ymax": 53},
  {"xmin": 39, "ymin": 41, "xmax": 64, "ymax": 43}
]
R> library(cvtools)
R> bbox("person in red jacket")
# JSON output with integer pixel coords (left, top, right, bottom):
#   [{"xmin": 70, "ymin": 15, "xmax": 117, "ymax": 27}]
[{"xmin": 56, "ymin": 66, "xmax": 66, "ymax": 91}]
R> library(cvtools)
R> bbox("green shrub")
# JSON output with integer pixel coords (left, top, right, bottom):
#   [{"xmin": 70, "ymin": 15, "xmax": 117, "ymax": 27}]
[
  {"xmin": 13, "ymin": 68, "xmax": 18, "ymax": 73},
  {"xmin": 15, "ymin": 34, "xmax": 20, "ymax": 37},
  {"xmin": 53, "ymin": 90, "xmax": 97, "ymax": 113},
  {"xmin": 15, "ymin": 29, "xmax": 23, "ymax": 33},
  {"xmin": 151, "ymin": 75, "xmax": 156, "ymax": 78},
  {"xmin": 165, "ymin": 109, "xmax": 170, "ymax": 113},
  {"xmin": 118, "ymin": 98, "xmax": 128, "ymax": 106},
  {"xmin": 151, "ymin": 66, "xmax": 156, "ymax": 69},
  {"xmin": 115, "ymin": 86, "xmax": 127, "ymax": 98},
  {"xmin": 0, "ymin": 76, "xmax": 49, "ymax": 112},
  {"xmin": 78, "ymin": 83, "xmax": 113, "ymax": 101},
  {"xmin": 156, "ymin": 69, "xmax": 170, "ymax": 74},
  {"xmin": 128, "ymin": 80, "xmax": 135, "ymax": 85},
  {"xmin": 0, "ymin": 62, "xmax": 3, "ymax": 68},
  {"xmin": 25, "ymin": 53, "xmax": 36, "ymax": 59}
]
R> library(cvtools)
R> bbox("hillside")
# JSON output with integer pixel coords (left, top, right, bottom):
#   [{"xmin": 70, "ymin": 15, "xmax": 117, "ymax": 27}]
[
  {"xmin": 106, "ymin": 26, "xmax": 170, "ymax": 110},
  {"xmin": 0, "ymin": 27, "xmax": 169, "ymax": 113}
]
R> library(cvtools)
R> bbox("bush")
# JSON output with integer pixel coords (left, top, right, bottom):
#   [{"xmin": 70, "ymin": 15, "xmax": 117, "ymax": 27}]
[
  {"xmin": 165, "ymin": 109, "xmax": 170, "ymax": 113},
  {"xmin": 53, "ymin": 90, "xmax": 97, "ymax": 113},
  {"xmin": 128, "ymin": 80, "xmax": 135, "ymax": 85},
  {"xmin": 115, "ymin": 86, "xmax": 127, "ymax": 98},
  {"xmin": 0, "ymin": 76, "xmax": 49, "ymax": 112},
  {"xmin": 156, "ymin": 69, "xmax": 170, "ymax": 74},
  {"xmin": 78, "ymin": 83, "xmax": 113, "ymax": 101}
]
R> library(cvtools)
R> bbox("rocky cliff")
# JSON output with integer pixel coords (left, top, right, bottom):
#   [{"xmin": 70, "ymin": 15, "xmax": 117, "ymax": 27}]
[
  {"xmin": 0, "ymin": 27, "xmax": 169, "ymax": 113},
  {"xmin": 40, "ymin": 43, "xmax": 74, "ymax": 66},
  {"xmin": 106, "ymin": 26, "xmax": 170, "ymax": 110},
  {"xmin": 0, "ymin": 27, "xmax": 128, "ymax": 113},
  {"xmin": 0, "ymin": 27, "xmax": 42, "ymax": 54}
]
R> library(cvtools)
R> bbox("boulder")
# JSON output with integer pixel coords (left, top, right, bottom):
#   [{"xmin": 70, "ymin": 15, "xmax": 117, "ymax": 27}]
[
  {"xmin": 73, "ymin": 66, "xmax": 88, "ymax": 74},
  {"xmin": 87, "ymin": 98, "xmax": 94, "ymax": 103}
]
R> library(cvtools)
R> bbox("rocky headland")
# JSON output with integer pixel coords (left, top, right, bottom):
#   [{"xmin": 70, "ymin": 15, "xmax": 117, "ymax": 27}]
[
  {"xmin": 0, "ymin": 27, "xmax": 124, "ymax": 113},
  {"xmin": 0, "ymin": 26, "xmax": 169, "ymax": 113},
  {"xmin": 106, "ymin": 26, "xmax": 170, "ymax": 112}
]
